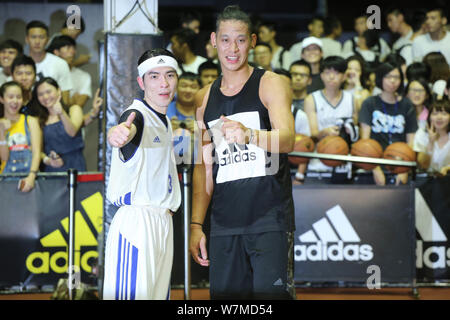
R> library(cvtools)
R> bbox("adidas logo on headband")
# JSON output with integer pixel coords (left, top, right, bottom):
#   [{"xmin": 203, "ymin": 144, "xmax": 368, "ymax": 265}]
[{"xmin": 137, "ymin": 55, "xmax": 179, "ymax": 78}]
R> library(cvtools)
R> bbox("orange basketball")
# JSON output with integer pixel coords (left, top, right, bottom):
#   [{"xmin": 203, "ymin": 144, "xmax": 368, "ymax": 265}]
[
  {"xmin": 383, "ymin": 142, "xmax": 416, "ymax": 174},
  {"xmin": 317, "ymin": 135, "xmax": 349, "ymax": 167},
  {"xmin": 288, "ymin": 134, "xmax": 315, "ymax": 165},
  {"xmin": 350, "ymin": 139, "xmax": 383, "ymax": 170}
]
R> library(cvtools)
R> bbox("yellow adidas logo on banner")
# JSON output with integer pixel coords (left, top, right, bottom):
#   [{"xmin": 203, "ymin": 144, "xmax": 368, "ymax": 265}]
[{"xmin": 26, "ymin": 192, "xmax": 103, "ymax": 274}]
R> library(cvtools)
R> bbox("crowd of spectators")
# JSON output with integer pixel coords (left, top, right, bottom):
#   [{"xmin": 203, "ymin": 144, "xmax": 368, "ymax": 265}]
[{"xmin": 1, "ymin": 5, "xmax": 449, "ymax": 192}]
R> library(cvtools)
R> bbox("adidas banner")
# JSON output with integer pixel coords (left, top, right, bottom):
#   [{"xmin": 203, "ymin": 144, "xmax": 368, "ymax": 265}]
[
  {"xmin": 0, "ymin": 174, "xmax": 104, "ymax": 289},
  {"xmin": 293, "ymin": 185, "xmax": 416, "ymax": 284},
  {"xmin": 416, "ymin": 175, "xmax": 450, "ymax": 282}
]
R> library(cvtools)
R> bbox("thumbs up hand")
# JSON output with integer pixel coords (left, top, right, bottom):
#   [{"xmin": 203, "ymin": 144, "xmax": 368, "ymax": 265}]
[{"xmin": 107, "ymin": 112, "xmax": 136, "ymax": 148}]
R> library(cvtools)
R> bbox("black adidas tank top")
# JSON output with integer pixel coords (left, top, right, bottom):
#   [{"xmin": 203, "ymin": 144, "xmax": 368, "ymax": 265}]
[{"xmin": 203, "ymin": 68, "xmax": 295, "ymax": 236}]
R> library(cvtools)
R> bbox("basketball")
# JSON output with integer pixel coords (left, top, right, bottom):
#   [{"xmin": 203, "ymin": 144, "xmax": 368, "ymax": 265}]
[
  {"xmin": 350, "ymin": 139, "xmax": 383, "ymax": 170},
  {"xmin": 383, "ymin": 142, "xmax": 416, "ymax": 174},
  {"xmin": 288, "ymin": 134, "xmax": 315, "ymax": 165},
  {"xmin": 317, "ymin": 135, "xmax": 349, "ymax": 167}
]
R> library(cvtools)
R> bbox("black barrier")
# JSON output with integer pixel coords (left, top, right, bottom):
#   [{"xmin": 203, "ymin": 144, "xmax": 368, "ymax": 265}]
[
  {"xmin": 0, "ymin": 173, "xmax": 104, "ymax": 291},
  {"xmin": 415, "ymin": 175, "xmax": 450, "ymax": 283},
  {"xmin": 293, "ymin": 184, "xmax": 416, "ymax": 286}
]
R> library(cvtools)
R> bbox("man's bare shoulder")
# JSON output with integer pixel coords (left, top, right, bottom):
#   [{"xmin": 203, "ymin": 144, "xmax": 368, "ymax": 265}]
[{"xmin": 195, "ymin": 83, "xmax": 213, "ymax": 120}]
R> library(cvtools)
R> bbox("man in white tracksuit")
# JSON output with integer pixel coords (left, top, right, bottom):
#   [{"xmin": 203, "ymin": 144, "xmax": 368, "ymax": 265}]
[{"xmin": 103, "ymin": 48, "xmax": 181, "ymax": 300}]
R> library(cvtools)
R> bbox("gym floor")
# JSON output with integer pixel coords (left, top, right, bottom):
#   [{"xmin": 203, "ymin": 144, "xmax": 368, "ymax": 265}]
[{"xmin": 1, "ymin": 287, "xmax": 450, "ymax": 300}]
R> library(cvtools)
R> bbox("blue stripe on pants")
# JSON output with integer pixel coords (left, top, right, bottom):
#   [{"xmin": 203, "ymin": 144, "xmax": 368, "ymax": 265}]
[
  {"xmin": 130, "ymin": 246, "xmax": 138, "ymax": 300},
  {"xmin": 115, "ymin": 233, "xmax": 122, "ymax": 300}
]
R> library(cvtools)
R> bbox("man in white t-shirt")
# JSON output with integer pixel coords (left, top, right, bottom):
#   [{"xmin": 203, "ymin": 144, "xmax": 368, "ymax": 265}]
[
  {"xmin": 341, "ymin": 15, "xmax": 391, "ymax": 62},
  {"xmin": 25, "ymin": 21, "xmax": 72, "ymax": 106},
  {"xmin": 170, "ymin": 28, "xmax": 207, "ymax": 75},
  {"xmin": 49, "ymin": 35, "xmax": 92, "ymax": 107},
  {"xmin": 0, "ymin": 39, "xmax": 23, "ymax": 85},
  {"xmin": 412, "ymin": 7, "xmax": 450, "ymax": 64},
  {"xmin": 321, "ymin": 16, "xmax": 343, "ymax": 58},
  {"xmin": 289, "ymin": 17, "xmax": 324, "ymax": 63},
  {"xmin": 258, "ymin": 21, "xmax": 291, "ymax": 70},
  {"xmin": 386, "ymin": 8, "xmax": 414, "ymax": 66}
]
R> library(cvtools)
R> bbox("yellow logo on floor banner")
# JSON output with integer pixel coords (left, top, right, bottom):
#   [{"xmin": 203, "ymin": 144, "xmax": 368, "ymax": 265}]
[{"xmin": 25, "ymin": 192, "xmax": 103, "ymax": 274}]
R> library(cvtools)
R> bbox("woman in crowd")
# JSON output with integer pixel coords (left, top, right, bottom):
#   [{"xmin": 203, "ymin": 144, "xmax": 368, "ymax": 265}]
[
  {"xmin": 406, "ymin": 77, "xmax": 433, "ymax": 129},
  {"xmin": 32, "ymin": 77, "xmax": 85, "ymax": 172},
  {"xmin": 423, "ymin": 52, "xmax": 450, "ymax": 99},
  {"xmin": 359, "ymin": 63, "xmax": 418, "ymax": 185},
  {"xmin": 415, "ymin": 99, "xmax": 450, "ymax": 175},
  {"xmin": 0, "ymin": 81, "xmax": 41, "ymax": 192},
  {"xmin": 343, "ymin": 55, "xmax": 370, "ymax": 115}
]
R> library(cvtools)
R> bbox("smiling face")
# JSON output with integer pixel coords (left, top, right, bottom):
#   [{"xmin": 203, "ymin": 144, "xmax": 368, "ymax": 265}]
[
  {"xmin": 407, "ymin": 81, "xmax": 428, "ymax": 106},
  {"xmin": 137, "ymin": 66, "xmax": 178, "ymax": 113},
  {"xmin": 177, "ymin": 78, "xmax": 200, "ymax": 105},
  {"xmin": 430, "ymin": 109, "xmax": 450, "ymax": 132},
  {"xmin": 54, "ymin": 45, "xmax": 76, "ymax": 65},
  {"xmin": 1, "ymin": 85, "xmax": 23, "ymax": 117},
  {"xmin": 12, "ymin": 65, "xmax": 36, "ymax": 91},
  {"xmin": 37, "ymin": 82, "xmax": 60, "ymax": 109},
  {"xmin": 0, "ymin": 48, "xmax": 19, "ymax": 69},
  {"xmin": 211, "ymin": 19, "xmax": 256, "ymax": 72}
]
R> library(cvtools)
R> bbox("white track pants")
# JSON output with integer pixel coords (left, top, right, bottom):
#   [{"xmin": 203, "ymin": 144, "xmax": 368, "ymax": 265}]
[{"xmin": 103, "ymin": 205, "xmax": 173, "ymax": 300}]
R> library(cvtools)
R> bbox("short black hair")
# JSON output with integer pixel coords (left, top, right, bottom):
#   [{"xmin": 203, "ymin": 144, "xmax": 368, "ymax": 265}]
[
  {"xmin": 323, "ymin": 16, "xmax": 341, "ymax": 36},
  {"xmin": 62, "ymin": 16, "xmax": 86, "ymax": 33},
  {"xmin": 171, "ymin": 28, "xmax": 197, "ymax": 51},
  {"xmin": 179, "ymin": 72, "xmax": 201, "ymax": 86},
  {"xmin": 216, "ymin": 5, "xmax": 252, "ymax": 34},
  {"xmin": 11, "ymin": 55, "xmax": 36, "ymax": 74},
  {"xmin": 180, "ymin": 11, "xmax": 201, "ymax": 26},
  {"xmin": 375, "ymin": 62, "xmax": 404, "ymax": 93},
  {"xmin": 383, "ymin": 52, "xmax": 406, "ymax": 68},
  {"xmin": 320, "ymin": 56, "xmax": 347, "ymax": 73},
  {"xmin": 362, "ymin": 29, "xmax": 380, "ymax": 49},
  {"xmin": 406, "ymin": 62, "xmax": 431, "ymax": 82},
  {"xmin": 254, "ymin": 42, "xmax": 272, "ymax": 52},
  {"xmin": 290, "ymin": 59, "xmax": 312, "ymax": 75},
  {"xmin": 426, "ymin": 6, "xmax": 447, "ymax": 19},
  {"xmin": 385, "ymin": 7, "xmax": 406, "ymax": 18},
  {"xmin": 0, "ymin": 39, "xmax": 23, "ymax": 54},
  {"xmin": 258, "ymin": 21, "xmax": 277, "ymax": 32},
  {"xmin": 47, "ymin": 35, "xmax": 76, "ymax": 53},
  {"xmin": 198, "ymin": 60, "xmax": 220, "ymax": 75},
  {"xmin": 26, "ymin": 20, "xmax": 49, "ymax": 36}
]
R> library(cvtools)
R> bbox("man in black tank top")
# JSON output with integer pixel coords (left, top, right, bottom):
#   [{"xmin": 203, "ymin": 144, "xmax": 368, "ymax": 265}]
[{"xmin": 189, "ymin": 5, "xmax": 296, "ymax": 300}]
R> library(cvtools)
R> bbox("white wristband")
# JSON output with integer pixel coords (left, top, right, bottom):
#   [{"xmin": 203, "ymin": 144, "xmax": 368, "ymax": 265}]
[
  {"xmin": 0, "ymin": 140, "xmax": 7, "ymax": 146},
  {"xmin": 295, "ymin": 172, "xmax": 305, "ymax": 181}
]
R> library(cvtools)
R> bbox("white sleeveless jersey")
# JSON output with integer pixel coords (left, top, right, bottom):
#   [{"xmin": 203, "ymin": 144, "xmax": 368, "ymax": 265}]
[
  {"xmin": 106, "ymin": 99, "xmax": 181, "ymax": 212},
  {"xmin": 312, "ymin": 90, "xmax": 354, "ymax": 131}
]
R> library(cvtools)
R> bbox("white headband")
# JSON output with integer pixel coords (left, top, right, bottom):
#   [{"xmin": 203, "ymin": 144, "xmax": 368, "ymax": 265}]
[{"xmin": 137, "ymin": 55, "xmax": 179, "ymax": 78}]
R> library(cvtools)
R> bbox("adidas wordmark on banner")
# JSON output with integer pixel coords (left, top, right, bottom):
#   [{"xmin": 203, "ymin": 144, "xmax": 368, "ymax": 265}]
[
  {"xmin": 415, "ymin": 189, "xmax": 450, "ymax": 269},
  {"xmin": 295, "ymin": 205, "xmax": 374, "ymax": 262}
]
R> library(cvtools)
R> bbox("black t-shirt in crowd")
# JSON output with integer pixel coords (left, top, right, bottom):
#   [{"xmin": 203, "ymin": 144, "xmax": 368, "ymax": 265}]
[{"xmin": 358, "ymin": 95, "xmax": 418, "ymax": 150}]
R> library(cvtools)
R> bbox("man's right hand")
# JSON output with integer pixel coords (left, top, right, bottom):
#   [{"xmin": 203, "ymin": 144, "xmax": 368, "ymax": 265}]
[
  {"xmin": 107, "ymin": 112, "xmax": 136, "ymax": 148},
  {"xmin": 189, "ymin": 227, "xmax": 210, "ymax": 267}
]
